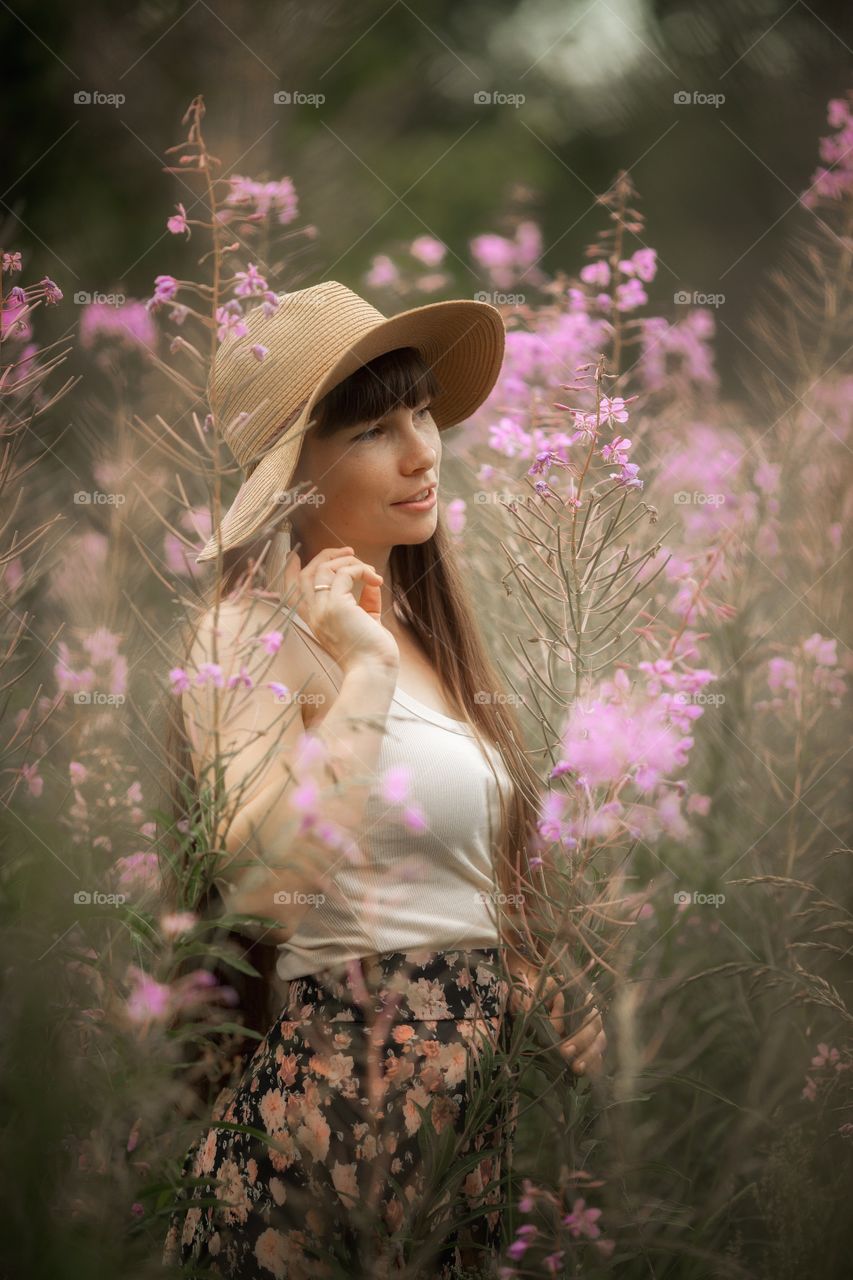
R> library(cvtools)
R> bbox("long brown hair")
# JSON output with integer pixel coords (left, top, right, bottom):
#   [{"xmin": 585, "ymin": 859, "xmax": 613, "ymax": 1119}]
[{"xmin": 157, "ymin": 346, "xmax": 545, "ymax": 1078}]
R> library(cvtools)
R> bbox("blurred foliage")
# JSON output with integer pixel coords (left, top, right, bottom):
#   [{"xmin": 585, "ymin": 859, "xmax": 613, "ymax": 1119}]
[{"xmin": 2, "ymin": 0, "xmax": 851, "ymax": 403}]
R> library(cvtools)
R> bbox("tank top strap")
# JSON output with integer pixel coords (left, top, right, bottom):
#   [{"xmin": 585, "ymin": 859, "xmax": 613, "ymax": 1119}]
[{"xmin": 285, "ymin": 608, "xmax": 344, "ymax": 695}]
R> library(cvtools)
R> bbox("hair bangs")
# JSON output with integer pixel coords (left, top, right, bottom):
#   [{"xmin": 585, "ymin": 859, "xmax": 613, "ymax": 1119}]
[{"xmin": 312, "ymin": 346, "xmax": 443, "ymax": 437}]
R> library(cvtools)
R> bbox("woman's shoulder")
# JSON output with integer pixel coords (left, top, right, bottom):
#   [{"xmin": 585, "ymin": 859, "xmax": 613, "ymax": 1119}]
[
  {"xmin": 185, "ymin": 590, "xmax": 330, "ymax": 728},
  {"xmin": 189, "ymin": 590, "xmax": 314, "ymax": 678}
]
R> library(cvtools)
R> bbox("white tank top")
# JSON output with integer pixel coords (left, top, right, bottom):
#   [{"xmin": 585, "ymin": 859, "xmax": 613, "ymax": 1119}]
[{"xmin": 273, "ymin": 610, "xmax": 513, "ymax": 982}]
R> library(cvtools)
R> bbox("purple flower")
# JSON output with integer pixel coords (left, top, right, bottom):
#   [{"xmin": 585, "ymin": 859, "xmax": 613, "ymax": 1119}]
[
  {"xmin": 610, "ymin": 461, "xmax": 643, "ymax": 490},
  {"xmin": 150, "ymin": 274, "xmax": 179, "ymax": 306},
  {"xmin": 380, "ymin": 765, "xmax": 412, "ymax": 805},
  {"xmin": 126, "ymin": 966, "xmax": 172, "ymax": 1023},
  {"xmin": 39, "ymin": 276, "xmax": 63, "ymax": 304},
  {"xmin": 169, "ymin": 667, "xmax": 191, "ymax": 694},
  {"xmin": 562, "ymin": 1196, "xmax": 603, "ymax": 1239},
  {"xmin": 227, "ymin": 665, "xmax": 253, "ymax": 690},
  {"xmin": 195, "ymin": 662, "xmax": 224, "ymax": 688},
  {"xmin": 233, "ymin": 263, "xmax": 269, "ymax": 298},
  {"xmin": 599, "ymin": 395, "xmax": 631, "ymax": 426},
  {"xmin": 600, "ymin": 435, "xmax": 632, "ymax": 465},
  {"xmin": 410, "ymin": 235, "xmax": 447, "ymax": 267},
  {"xmin": 166, "ymin": 203, "xmax": 190, "ymax": 237},
  {"xmin": 802, "ymin": 632, "xmax": 837, "ymax": 666},
  {"xmin": 224, "ymin": 175, "xmax": 299, "ymax": 224},
  {"xmin": 580, "ymin": 259, "xmax": 610, "ymax": 287},
  {"xmin": 366, "ymin": 254, "xmax": 399, "ymax": 288},
  {"xmin": 216, "ymin": 305, "xmax": 248, "ymax": 343},
  {"xmin": 615, "ymin": 277, "xmax": 647, "ymax": 311},
  {"xmin": 619, "ymin": 247, "xmax": 657, "ymax": 282},
  {"xmin": 80, "ymin": 300, "xmax": 157, "ymax": 351}
]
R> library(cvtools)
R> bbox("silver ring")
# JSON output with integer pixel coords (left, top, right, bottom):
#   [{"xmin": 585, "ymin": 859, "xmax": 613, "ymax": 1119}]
[{"xmin": 313, "ymin": 583, "xmax": 332, "ymax": 592}]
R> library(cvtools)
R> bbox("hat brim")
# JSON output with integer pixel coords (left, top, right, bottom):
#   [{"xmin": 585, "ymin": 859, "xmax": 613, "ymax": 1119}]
[{"xmin": 195, "ymin": 297, "xmax": 505, "ymax": 564}]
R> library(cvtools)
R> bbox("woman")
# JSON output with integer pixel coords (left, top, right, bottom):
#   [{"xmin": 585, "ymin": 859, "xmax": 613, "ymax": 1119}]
[{"xmin": 161, "ymin": 281, "xmax": 606, "ymax": 1279}]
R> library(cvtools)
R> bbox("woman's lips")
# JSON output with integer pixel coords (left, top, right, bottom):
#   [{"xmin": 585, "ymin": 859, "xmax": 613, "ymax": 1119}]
[{"xmin": 392, "ymin": 485, "xmax": 437, "ymax": 512}]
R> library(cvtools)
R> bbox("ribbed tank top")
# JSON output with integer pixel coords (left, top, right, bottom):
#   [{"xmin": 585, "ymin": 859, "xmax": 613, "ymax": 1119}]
[{"xmin": 273, "ymin": 610, "xmax": 513, "ymax": 981}]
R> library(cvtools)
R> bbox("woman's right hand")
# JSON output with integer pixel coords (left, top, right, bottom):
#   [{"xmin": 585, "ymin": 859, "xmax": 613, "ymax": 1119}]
[{"xmin": 281, "ymin": 544, "xmax": 400, "ymax": 674}]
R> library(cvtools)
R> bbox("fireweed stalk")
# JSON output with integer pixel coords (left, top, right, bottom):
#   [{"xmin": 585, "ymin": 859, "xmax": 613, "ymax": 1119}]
[{"xmin": 1, "ymin": 89, "xmax": 849, "ymax": 1280}]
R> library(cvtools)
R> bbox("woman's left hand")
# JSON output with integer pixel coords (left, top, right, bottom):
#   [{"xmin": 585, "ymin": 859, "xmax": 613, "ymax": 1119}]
[{"xmin": 508, "ymin": 961, "xmax": 607, "ymax": 1078}]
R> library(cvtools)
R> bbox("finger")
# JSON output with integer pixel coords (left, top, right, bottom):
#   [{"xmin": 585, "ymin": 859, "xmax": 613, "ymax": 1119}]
[
  {"xmin": 308, "ymin": 554, "xmax": 383, "ymax": 586},
  {"xmin": 573, "ymin": 1030, "xmax": 608, "ymax": 1078},
  {"xmin": 358, "ymin": 578, "xmax": 384, "ymax": 620},
  {"xmin": 563, "ymin": 1007, "xmax": 602, "ymax": 1057},
  {"xmin": 548, "ymin": 989, "xmax": 565, "ymax": 1043},
  {"xmin": 572, "ymin": 1002, "xmax": 602, "ymax": 1038},
  {"xmin": 321, "ymin": 562, "xmax": 383, "ymax": 594}
]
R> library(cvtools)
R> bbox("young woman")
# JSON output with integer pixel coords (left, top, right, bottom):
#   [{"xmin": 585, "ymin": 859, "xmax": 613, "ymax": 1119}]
[{"xmin": 161, "ymin": 282, "xmax": 606, "ymax": 1279}]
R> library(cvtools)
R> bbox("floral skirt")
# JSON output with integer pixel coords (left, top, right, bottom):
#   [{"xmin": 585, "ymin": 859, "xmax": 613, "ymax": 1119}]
[{"xmin": 162, "ymin": 947, "xmax": 518, "ymax": 1279}]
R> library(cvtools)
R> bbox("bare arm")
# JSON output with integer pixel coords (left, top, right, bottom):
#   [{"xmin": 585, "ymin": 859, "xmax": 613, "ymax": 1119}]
[{"xmin": 221, "ymin": 653, "xmax": 399, "ymax": 942}]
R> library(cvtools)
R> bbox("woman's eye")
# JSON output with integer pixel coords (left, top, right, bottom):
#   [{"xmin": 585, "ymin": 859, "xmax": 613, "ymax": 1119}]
[{"xmin": 356, "ymin": 406, "xmax": 431, "ymax": 442}]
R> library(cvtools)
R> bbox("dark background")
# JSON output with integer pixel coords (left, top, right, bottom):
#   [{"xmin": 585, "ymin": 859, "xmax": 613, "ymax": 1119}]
[{"xmin": 3, "ymin": 0, "xmax": 851, "ymax": 400}]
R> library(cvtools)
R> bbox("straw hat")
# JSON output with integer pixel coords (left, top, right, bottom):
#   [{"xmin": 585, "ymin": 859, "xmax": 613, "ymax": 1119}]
[{"xmin": 195, "ymin": 279, "xmax": 506, "ymax": 563}]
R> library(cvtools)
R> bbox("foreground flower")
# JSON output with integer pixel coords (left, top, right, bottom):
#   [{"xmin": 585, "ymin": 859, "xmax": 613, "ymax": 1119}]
[{"xmin": 166, "ymin": 203, "xmax": 190, "ymax": 237}]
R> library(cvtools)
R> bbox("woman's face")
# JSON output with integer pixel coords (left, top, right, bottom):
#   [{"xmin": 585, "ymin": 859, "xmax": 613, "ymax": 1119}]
[{"xmin": 288, "ymin": 394, "xmax": 441, "ymax": 556}]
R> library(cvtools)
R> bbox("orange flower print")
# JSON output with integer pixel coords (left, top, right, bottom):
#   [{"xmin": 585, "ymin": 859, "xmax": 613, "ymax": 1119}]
[{"xmin": 406, "ymin": 977, "xmax": 452, "ymax": 1020}]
